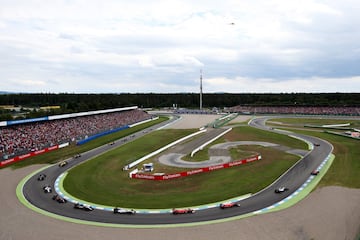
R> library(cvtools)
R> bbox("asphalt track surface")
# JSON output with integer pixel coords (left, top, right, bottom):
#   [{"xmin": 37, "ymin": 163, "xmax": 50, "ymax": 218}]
[{"xmin": 21, "ymin": 115, "xmax": 333, "ymax": 225}]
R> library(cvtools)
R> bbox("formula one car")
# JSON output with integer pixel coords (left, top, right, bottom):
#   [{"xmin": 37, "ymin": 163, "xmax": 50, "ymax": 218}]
[
  {"xmin": 314, "ymin": 143, "xmax": 320, "ymax": 147},
  {"xmin": 37, "ymin": 174, "xmax": 46, "ymax": 181},
  {"xmin": 52, "ymin": 194, "xmax": 67, "ymax": 203},
  {"xmin": 74, "ymin": 203, "xmax": 94, "ymax": 211},
  {"xmin": 43, "ymin": 185, "xmax": 52, "ymax": 193},
  {"xmin": 58, "ymin": 160, "xmax": 68, "ymax": 167},
  {"xmin": 274, "ymin": 187, "xmax": 289, "ymax": 193},
  {"xmin": 73, "ymin": 154, "xmax": 81, "ymax": 159},
  {"xmin": 311, "ymin": 170, "xmax": 320, "ymax": 175},
  {"xmin": 219, "ymin": 202, "xmax": 241, "ymax": 209},
  {"xmin": 113, "ymin": 207, "xmax": 136, "ymax": 214},
  {"xmin": 172, "ymin": 208, "xmax": 195, "ymax": 214}
]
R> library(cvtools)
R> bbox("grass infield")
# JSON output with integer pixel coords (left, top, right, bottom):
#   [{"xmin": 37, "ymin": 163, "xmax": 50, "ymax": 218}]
[{"xmin": 64, "ymin": 126, "xmax": 305, "ymax": 208}]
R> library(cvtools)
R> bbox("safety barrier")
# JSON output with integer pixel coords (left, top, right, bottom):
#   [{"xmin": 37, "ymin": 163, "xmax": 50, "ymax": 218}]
[
  {"xmin": 0, "ymin": 142, "xmax": 69, "ymax": 168},
  {"xmin": 130, "ymin": 155, "xmax": 261, "ymax": 180},
  {"xmin": 191, "ymin": 128, "xmax": 232, "ymax": 157},
  {"xmin": 76, "ymin": 125, "xmax": 129, "ymax": 145},
  {"xmin": 124, "ymin": 129, "xmax": 207, "ymax": 170}
]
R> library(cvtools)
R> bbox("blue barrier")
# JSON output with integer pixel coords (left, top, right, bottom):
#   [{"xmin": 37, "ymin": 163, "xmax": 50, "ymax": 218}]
[
  {"xmin": 7, "ymin": 116, "xmax": 49, "ymax": 126},
  {"xmin": 76, "ymin": 125, "xmax": 130, "ymax": 145}
]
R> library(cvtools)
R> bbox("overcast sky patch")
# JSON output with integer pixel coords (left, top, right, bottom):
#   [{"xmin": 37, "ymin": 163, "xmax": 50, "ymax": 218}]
[{"xmin": 0, "ymin": 0, "xmax": 359, "ymax": 93}]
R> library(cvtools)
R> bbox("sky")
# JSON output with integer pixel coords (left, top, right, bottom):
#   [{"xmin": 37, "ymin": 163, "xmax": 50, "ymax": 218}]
[{"xmin": 0, "ymin": 0, "xmax": 359, "ymax": 93}]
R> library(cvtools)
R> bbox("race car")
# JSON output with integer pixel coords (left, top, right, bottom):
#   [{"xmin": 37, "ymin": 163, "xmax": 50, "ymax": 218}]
[
  {"xmin": 37, "ymin": 174, "xmax": 46, "ymax": 181},
  {"xmin": 73, "ymin": 154, "xmax": 81, "ymax": 159},
  {"xmin": 74, "ymin": 203, "xmax": 94, "ymax": 211},
  {"xmin": 314, "ymin": 143, "xmax": 320, "ymax": 147},
  {"xmin": 172, "ymin": 208, "xmax": 195, "ymax": 215},
  {"xmin": 52, "ymin": 194, "xmax": 67, "ymax": 203},
  {"xmin": 58, "ymin": 160, "xmax": 68, "ymax": 167},
  {"xmin": 43, "ymin": 185, "xmax": 52, "ymax": 193},
  {"xmin": 113, "ymin": 207, "xmax": 136, "ymax": 214},
  {"xmin": 219, "ymin": 202, "xmax": 241, "ymax": 209},
  {"xmin": 274, "ymin": 187, "xmax": 289, "ymax": 193},
  {"xmin": 311, "ymin": 170, "xmax": 320, "ymax": 175}
]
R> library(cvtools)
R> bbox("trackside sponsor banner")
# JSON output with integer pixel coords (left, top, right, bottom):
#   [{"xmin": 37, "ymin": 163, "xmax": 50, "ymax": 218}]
[
  {"xmin": 132, "ymin": 174, "xmax": 157, "ymax": 180},
  {"xmin": 208, "ymin": 165, "xmax": 224, "ymax": 171},
  {"xmin": 34, "ymin": 149, "xmax": 46, "ymax": 155},
  {"xmin": 246, "ymin": 156, "xmax": 259, "ymax": 162},
  {"xmin": 131, "ymin": 155, "xmax": 261, "ymax": 180},
  {"xmin": 186, "ymin": 169, "xmax": 203, "ymax": 175},
  {"xmin": 163, "ymin": 173, "xmax": 182, "ymax": 180},
  {"xmin": 0, "ymin": 144, "xmax": 67, "ymax": 168}
]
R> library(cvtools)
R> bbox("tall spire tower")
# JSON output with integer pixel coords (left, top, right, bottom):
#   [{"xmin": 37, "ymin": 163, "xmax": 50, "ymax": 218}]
[{"xmin": 200, "ymin": 69, "xmax": 203, "ymax": 110}]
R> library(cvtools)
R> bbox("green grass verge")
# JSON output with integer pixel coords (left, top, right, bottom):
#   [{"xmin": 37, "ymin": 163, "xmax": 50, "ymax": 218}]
[
  {"xmin": 226, "ymin": 126, "xmax": 308, "ymax": 150},
  {"xmin": 64, "ymin": 126, "xmax": 302, "ymax": 208},
  {"xmin": 270, "ymin": 118, "xmax": 360, "ymax": 188}
]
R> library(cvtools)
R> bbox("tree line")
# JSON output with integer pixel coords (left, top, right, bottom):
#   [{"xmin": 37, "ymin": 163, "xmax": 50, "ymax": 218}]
[{"xmin": 0, "ymin": 93, "xmax": 359, "ymax": 121}]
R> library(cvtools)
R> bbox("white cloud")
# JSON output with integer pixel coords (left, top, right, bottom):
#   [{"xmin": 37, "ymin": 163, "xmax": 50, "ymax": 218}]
[{"xmin": 0, "ymin": 0, "xmax": 359, "ymax": 93}]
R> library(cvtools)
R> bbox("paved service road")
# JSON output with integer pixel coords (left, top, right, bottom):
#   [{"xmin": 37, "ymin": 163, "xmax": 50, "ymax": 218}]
[{"xmin": 21, "ymin": 115, "xmax": 333, "ymax": 225}]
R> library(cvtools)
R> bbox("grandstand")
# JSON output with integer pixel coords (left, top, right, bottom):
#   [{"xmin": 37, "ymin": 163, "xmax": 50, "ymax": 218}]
[
  {"xmin": 228, "ymin": 106, "xmax": 360, "ymax": 116},
  {"xmin": 174, "ymin": 108, "xmax": 216, "ymax": 115},
  {"xmin": 0, "ymin": 107, "xmax": 152, "ymax": 161}
]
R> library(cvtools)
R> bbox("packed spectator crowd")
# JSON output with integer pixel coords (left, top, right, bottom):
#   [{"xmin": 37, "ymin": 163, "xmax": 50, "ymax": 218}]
[
  {"xmin": 174, "ymin": 109, "xmax": 212, "ymax": 114},
  {"xmin": 228, "ymin": 106, "xmax": 360, "ymax": 116},
  {"xmin": 0, "ymin": 109, "xmax": 152, "ymax": 160}
]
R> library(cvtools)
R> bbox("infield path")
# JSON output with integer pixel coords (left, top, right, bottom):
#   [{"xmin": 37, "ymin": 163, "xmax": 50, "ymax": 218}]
[{"xmin": 20, "ymin": 115, "xmax": 333, "ymax": 226}]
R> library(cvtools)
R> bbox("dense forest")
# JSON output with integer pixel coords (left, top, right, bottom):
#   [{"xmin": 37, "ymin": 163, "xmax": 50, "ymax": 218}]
[{"xmin": 0, "ymin": 93, "xmax": 359, "ymax": 120}]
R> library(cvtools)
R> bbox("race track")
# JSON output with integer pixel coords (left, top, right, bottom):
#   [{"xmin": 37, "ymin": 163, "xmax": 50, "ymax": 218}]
[{"xmin": 20, "ymin": 115, "xmax": 333, "ymax": 226}]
